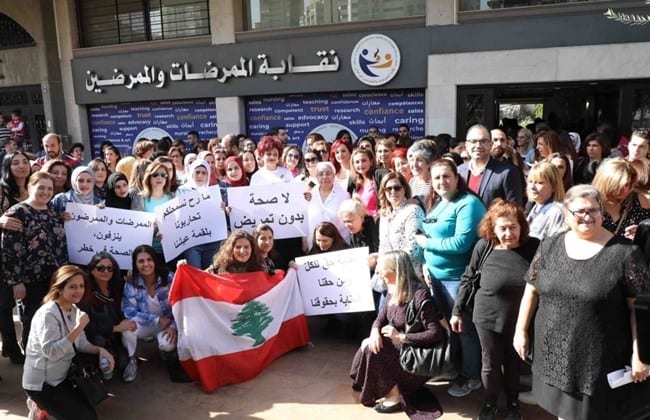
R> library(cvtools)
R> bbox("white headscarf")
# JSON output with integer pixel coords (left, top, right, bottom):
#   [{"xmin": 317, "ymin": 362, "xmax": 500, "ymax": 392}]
[
  {"xmin": 186, "ymin": 159, "xmax": 211, "ymax": 189},
  {"xmin": 70, "ymin": 165, "xmax": 96, "ymax": 204}
]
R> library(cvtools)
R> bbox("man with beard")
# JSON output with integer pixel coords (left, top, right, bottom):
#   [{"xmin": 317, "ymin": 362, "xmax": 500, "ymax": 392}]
[
  {"xmin": 35, "ymin": 133, "xmax": 80, "ymax": 168},
  {"xmin": 491, "ymin": 128, "xmax": 527, "ymax": 176}
]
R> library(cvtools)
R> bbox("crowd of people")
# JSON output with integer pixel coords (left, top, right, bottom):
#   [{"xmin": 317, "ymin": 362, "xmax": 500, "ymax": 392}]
[{"xmin": 1, "ymin": 119, "xmax": 650, "ymax": 420}]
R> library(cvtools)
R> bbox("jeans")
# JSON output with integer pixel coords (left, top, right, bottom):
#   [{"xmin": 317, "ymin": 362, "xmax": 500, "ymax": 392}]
[
  {"xmin": 430, "ymin": 277, "xmax": 482, "ymax": 381},
  {"xmin": 183, "ymin": 241, "xmax": 220, "ymax": 270}
]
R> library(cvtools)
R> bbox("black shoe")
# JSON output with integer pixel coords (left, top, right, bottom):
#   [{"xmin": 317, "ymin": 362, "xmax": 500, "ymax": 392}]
[
  {"xmin": 2, "ymin": 341, "xmax": 25, "ymax": 364},
  {"xmin": 166, "ymin": 359, "xmax": 192, "ymax": 383},
  {"xmin": 505, "ymin": 404, "xmax": 522, "ymax": 420},
  {"xmin": 352, "ymin": 383, "xmax": 362, "ymax": 392},
  {"xmin": 477, "ymin": 403, "xmax": 498, "ymax": 420},
  {"xmin": 373, "ymin": 400, "xmax": 402, "ymax": 414}
]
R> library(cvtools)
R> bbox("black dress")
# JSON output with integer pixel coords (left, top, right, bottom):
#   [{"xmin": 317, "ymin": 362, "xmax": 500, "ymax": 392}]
[
  {"xmin": 527, "ymin": 233, "xmax": 650, "ymax": 420},
  {"xmin": 350, "ymin": 288, "xmax": 444, "ymax": 419}
]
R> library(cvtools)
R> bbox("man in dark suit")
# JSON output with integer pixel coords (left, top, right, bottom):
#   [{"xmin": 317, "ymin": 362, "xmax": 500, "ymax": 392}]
[{"xmin": 458, "ymin": 124, "xmax": 524, "ymax": 207}]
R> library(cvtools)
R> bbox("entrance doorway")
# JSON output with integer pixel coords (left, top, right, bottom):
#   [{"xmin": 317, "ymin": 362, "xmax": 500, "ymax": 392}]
[{"xmin": 0, "ymin": 85, "xmax": 46, "ymax": 152}]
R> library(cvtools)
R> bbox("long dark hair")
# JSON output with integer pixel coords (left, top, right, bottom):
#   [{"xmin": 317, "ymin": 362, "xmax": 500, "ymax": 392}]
[
  {"xmin": 84, "ymin": 252, "xmax": 123, "ymax": 301},
  {"xmin": 0, "ymin": 151, "xmax": 30, "ymax": 206},
  {"xmin": 130, "ymin": 244, "xmax": 169, "ymax": 286}
]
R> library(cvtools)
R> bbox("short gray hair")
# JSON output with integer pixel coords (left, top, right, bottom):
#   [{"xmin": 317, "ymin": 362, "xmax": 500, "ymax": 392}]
[
  {"xmin": 563, "ymin": 184, "xmax": 603, "ymax": 210},
  {"xmin": 407, "ymin": 139, "xmax": 439, "ymax": 164}
]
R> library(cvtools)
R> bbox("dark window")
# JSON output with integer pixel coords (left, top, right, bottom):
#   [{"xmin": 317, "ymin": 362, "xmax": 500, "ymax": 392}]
[
  {"xmin": 0, "ymin": 13, "xmax": 36, "ymax": 50},
  {"xmin": 77, "ymin": 0, "xmax": 210, "ymax": 47}
]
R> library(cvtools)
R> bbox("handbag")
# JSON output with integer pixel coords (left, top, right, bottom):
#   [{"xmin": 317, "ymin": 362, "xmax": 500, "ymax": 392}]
[
  {"xmin": 399, "ymin": 296, "xmax": 454, "ymax": 377},
  {"xmin": 56, "ymin": 304, "xmax": 108, "ymax": 406},
  {"xmin": 465, "ymin": 241, "xmax": 494, "ymax": 311}
]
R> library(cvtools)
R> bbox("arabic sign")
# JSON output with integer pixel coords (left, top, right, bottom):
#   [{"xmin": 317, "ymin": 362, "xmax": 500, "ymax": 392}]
[
  {"xmin": 155, "ymin": 187, "xmax": 228, "ymax": 262},
  {"xmin": 245, "ymin": 90, "xmax": 425, "ymax": 147},
  {"xmin": 72, "ymin": 28, "xmax": 427, "ymax": 104},
  {"xmin": 227, "ymin": 183, "xmax": 309, "ymax": 239},
  {"xmin": 65, "ymin": 203, "xmax": 156, "ymax": 269},
  {"xmin": 295, "ymin": 247, "xmax": 375, "ymax": 316},
  {"xmin": 351, "ymin": 34, "xmax": 401, "ymax": 86},
  {"xmin": 88, "ymin": 99, "xmax": 217, "ymax": 159}
]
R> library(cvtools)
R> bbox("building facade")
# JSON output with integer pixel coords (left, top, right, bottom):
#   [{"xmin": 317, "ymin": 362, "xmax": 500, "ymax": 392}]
[{"xmin": 0, "ymin": 0, "xmax": 649, "ymax": 155}]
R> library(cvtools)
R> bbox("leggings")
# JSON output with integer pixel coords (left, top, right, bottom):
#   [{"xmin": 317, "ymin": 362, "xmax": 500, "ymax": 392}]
[{"xmin": 475, "ymin": 325, "xmax": 520, "ymax": 406}]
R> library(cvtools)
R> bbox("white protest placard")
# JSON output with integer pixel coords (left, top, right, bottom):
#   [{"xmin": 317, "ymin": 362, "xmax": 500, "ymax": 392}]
[
  {"xmin": 65, "ymin": 203, "xmax": 156, "ymax": 269},
  {"xmin": 155, "ymin": 187, "xmax": 228, "ymax": 262},
  {"xmin": 227, "ymin": 183, "xmax": 309, "ymax": 239},
  {"xmin": 295, "ymin": 247, "xmax": 375, "ymax": 315}
]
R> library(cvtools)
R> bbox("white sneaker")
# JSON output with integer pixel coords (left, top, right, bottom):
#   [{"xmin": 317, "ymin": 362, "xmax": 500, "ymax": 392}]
[
  {"xmin": 447, "ymin": 378, "xmax": 482, "ymax": 397},
  {"xmin": 123, "ymin": 357, "xmax": 138, "ymax": 383},
  {"xmin": 428, "ymin": 369, "xmax": 459, "ymax": 383},
  {"xmin": 518, "ymin": 390, "xmax": 538, "ymax": 406}
]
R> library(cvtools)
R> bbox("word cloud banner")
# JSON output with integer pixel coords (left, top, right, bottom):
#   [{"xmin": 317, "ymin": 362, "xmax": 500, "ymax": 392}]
[
  {"xmin": 227, "ymin": 183, "xmax": 309, "ymax": 239},
  {"xmin": 65, "ymin": 203, "xmax": 156, "ymax": 268},
  {"xmin": 155, "ymin": 187, "xmax": 228, "ymax": 261},
  {"xmin": 295, "ymin": 247, "xmax": 374, "ymax": 315}
]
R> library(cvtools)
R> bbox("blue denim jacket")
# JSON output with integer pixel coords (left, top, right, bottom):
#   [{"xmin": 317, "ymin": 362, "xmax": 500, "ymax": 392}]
[{"xmin": 122, "ymin": 272, "xmax": 176, "ymax": 329}]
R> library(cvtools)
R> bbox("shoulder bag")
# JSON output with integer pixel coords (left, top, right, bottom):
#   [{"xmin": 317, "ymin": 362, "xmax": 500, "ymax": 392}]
[
  {"xmin": 466, "ymin": 241, "xmax": 494, "ymax": 311},
  {"xmin": 399, "ymin": 297, "xmax": 453, "ymax": 377},
  {"xmin": 56, "ymin": 304, "xmax": 108, "ymax": 406}
]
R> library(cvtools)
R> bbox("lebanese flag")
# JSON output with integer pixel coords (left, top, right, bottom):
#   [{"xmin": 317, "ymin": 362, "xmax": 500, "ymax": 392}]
[{"xmin": 169, "ymin": 265, "xmax": 311, "ymax": 393}]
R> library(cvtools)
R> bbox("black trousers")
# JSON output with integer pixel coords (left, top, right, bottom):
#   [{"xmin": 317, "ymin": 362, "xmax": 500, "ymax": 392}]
[
  {"xmin": 25, "ymin": 380, "xmax": 97, "ymax": 420},
  {"xmin": 20, "ymin": 281, "xmax": 51, "ymax": 349},
  {"xmin": 0, "ymin": 281, "xmax": 18, "ymax": 349},
  {"xmin": 475, "ymin": 325, "xmax": 521, "ymax": 406}
]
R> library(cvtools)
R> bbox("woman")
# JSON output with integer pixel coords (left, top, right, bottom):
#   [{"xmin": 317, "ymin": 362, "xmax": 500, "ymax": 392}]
[
  {"xmin": 573, "ymin": 133, "xmax": 609, "ymax": 185},
  {"xmin": 103, "ymin": 145, "xmax": 121, "ymax": 173},
  {"xmin": 452, "ymin": 200, "xmax": 539, "ymax": 420},
  {"xmin": 2, "ymin": 172, "xmax": 68, "ymax": 350},
  {"xmin": 213, "ymin": 149, "xmax": 227, "ymax": 183},
  {"xmin": 131, "ymin": 162, "xmax": 175, "ymax": 261},
  {"xmin": 308, "ymin": 221, "xmax": 349, "ymax": 255},
  {"xmin": 391, "ymin": 147, "xmax": 412, "ymax": 182},
  {"xmin": 544, "ymin": 152, "xmax": 572, "ymax": 193},
  {"xmin": 534, "ymin": 130, "xmax": 573, "ymax": 165},
  {"xmin": 375, "ymin": 138, "xmax": 396, "ymax": 169},
  {"xmin": 414, "ymin": 159, "xmax": 486, "ymax": 398},
  {"xmin": 348, "ymin": 148, "xmax": 388, "ymax": 219},
  {"xmin": 115, "ymin": 156, "xmax": 137, "ymax": 185},
  {"xmin": 51, "ymin": 166, "xmax": 102, "ymax": 213},
  {"xmin": 197, "ymin": 151, "xmax": 219, "ymax": 186},
  {"xmin": 513, "ymin": 185, "xmax": 650, "ymax": 419},
  {"xmin": 206, "ymin": 230, "xmax": 265, "ymax": 274},
  {"xmin": 23, "ymin": 265, "xmax": 114, "ymax": 420},
  {"xmin": 250, "ymin": 136, "xmax": 293, "ymax": 185},
  {"xmin": 330, "ymin": 139, "xmax": 352, "ymax": 190},
  {"xmin": 378, "ymin": 172, "xmax": 424, "ymax": 281},
  {"xmin": 42, "ymin": 159, "xmax": 72, "ymax": 195},
  {"xmin": 350, "ymin": 250, "xmax": 444, "ymax": 418},
  {"xmin": 240, "ymin": 150, "xmax": 258, "ymax": 178},
  {"xmin": 592, "ymin": 157, "xmax": 650, "ymax": 240},
  {"xmin": 105, "ymin": 172, "xmax": 132, "ymax": 209},
  {"xmin": 241, "ymin": 139, "xmax": 256, "ymax": 153},
  {"xmin": 121, "ymin": 245, "xmax": 183, "ymax": 383},
  {"xmin": 79, "ymin": 252, "xmax": 134, "ymax": 381},
  {"xmin": 335, "ymin": 129, "xmax": 353, "ymax": 144},
  {"xmin": 183, "ymin": 153, "xmax": 197, "ymax": 174},
  {"xmin": 354, "ymin": 136, "xmax": 375, "ymax": 152},
  {"xmin": 305, "ymin": 161, "xmax": 351, "ymax": 250},
  {"xmin": 153, "ymin": 156, "xmax": 179, "ymax": 193},
  {"xmin": 295, "ymin": 149, "xmax": 319, "ymax": 186},
  {"xmin": 168, "ymin": 146, "xmax": 186, "ymax": 186},
  {"xmin": 281, "ymin": 145, "xmax": 303, "ymax": 178},
  {"xmin": 221, "ymin": 155, "xmax": 249, "ymax": 188},
  {"xmin": 407, "ymin": 140, "xmax": 439, "ymax": 202},
  {"xmin": 88, "ymin": 158, "xmax": 110, "ymax": 200},
  {"xmin": 253, "ymin": 224, "xmax": 287, "ymax": 273},
  {"xmin": 0, "ymin": 151, "xmax": 30, "ymax": 364},
  {"xmin": 526, "ymin": 162, "xmax": 565, "ymax": 240},
  {"xmin": 337, "ymin": 198, "xmax": 379, "ymax": 257}
]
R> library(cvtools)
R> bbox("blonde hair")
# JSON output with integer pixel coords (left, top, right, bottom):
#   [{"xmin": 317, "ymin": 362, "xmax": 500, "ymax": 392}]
[
  {"xmin": 379, "ymin": 250, "xmax": 420, "ymax": 305},
  {"xmin": 43, "ymin": 265, "xmax": 86, "ymax": 304},
  {"xmin": 592, "ymin": 157, "xmax": 636, "ymax": 202},
  {"xmin": 528, "ymin": 162, "xmax": 565, "ymax": 202}
]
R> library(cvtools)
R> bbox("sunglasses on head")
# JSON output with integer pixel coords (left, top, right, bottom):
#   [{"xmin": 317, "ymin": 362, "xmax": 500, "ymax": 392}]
[
  {"xmin": 151, "ymin": 172, "xmax": 168, "ymax": 179},
  {"xmin": 95, "ymin": 265, "xmax": 114, "ymax": 273}
]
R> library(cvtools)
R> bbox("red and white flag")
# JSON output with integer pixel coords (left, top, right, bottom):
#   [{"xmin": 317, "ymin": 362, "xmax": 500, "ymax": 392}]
[{"xmin": 169, "ymin": 265, "xmax": 311, "ymax": 393}]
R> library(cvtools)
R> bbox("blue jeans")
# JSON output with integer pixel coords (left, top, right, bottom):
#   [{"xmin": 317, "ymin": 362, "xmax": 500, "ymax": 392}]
[
  {"xmin": 183, "ymin": 241, "xmax": 220, "ymax": 270},
  {"xmin": 430, "ymin": 277, "xmax": 482, "ymax": 381}
]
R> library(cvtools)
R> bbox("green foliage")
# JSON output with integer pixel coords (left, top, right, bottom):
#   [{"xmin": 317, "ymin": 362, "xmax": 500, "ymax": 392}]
[{"xmin": 231, "ymin": 300, "xmax": 273, "ymax": 346}]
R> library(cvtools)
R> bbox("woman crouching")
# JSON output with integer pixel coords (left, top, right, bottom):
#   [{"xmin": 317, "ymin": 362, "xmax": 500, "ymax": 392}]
[{"xmin": 350, "ymin": 250, "xmax": 444, "ymax": 418}]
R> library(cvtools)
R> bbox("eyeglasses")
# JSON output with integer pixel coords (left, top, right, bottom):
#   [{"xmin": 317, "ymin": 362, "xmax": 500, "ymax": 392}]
[
  {"xmin": 313, "ymin": 149, "xmax": 327, "ymax": 156},
  {"xmin": 305, "ymin": 157, "xmax": 320, "ymax": 164},
  {"xmin": 466, "ymin": 139, "xmax": 491, "ymax": 145},
  {"xmin": 385, "ymin": 185, "xmax": 403, "ymax": 192},
  {"xmin": 287, "ymin": 153, "xmax": 300, "ymax": 159},
  {"xmin": 95, "ymin": 265, "xmax": 114, "ymax": 273},
  {"xmin": 567, "ymin": 208, "xmax": 601, "ymax": 218},
  {"xmin": 151, "ymin": 172, "xmax": 168, "ymax": 179}
]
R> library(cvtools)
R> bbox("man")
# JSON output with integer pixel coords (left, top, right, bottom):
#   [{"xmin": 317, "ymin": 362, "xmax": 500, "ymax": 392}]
[
  {"xmin": 221, "ymin": 133, "xmax": 240, "ymax": 157},
  {"xmin": 490, "ymin": 128, "xmax": 509, "ymax": 161},
  {"xmin": 35, "ymin": 133, "xmax": 80, "ymax": 168},
  {"xmin": 458, "ymin": 124, "xmax": 524, "ymax": 207},
  {"xmin": 396, "ymin": 123, "xmax": 413, "ymax": 148},
  {"xmin": 187, "ymin": 130, "xmax": 200, "ymax": 153},
  {"xmin": 270, "ymin": 127, "xmax": 289, "ymax": 147},
  {"xmin": 367, "ymin": 126, "xmax": 381, "ymax": 139},
  {"xmin": 627, "ymin": 129, "xmax": 650, "ymax": 162}
]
